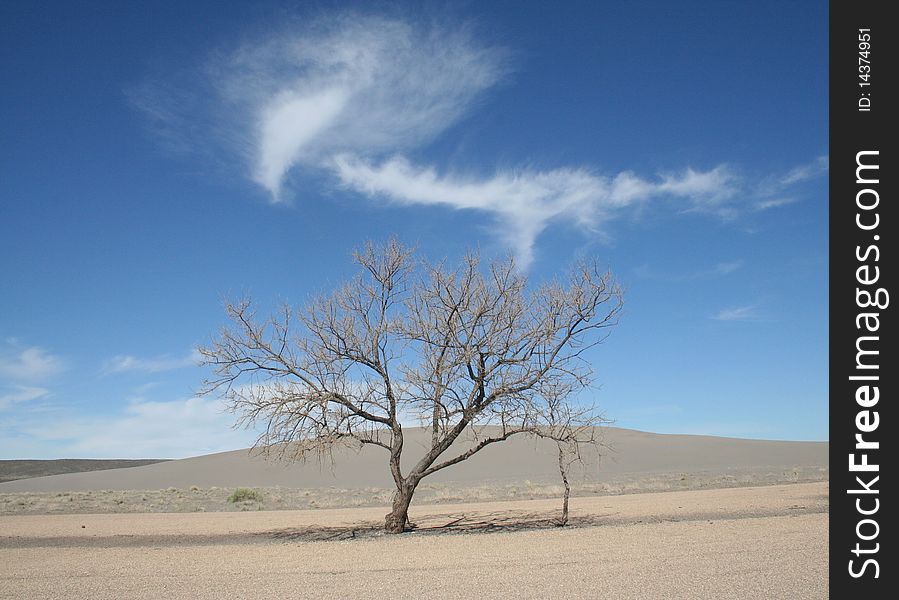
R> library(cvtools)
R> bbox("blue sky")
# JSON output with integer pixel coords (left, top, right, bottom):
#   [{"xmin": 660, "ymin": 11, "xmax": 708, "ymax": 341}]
[{"xmin": 0, "ymin": 1, "xmax": 828, "ymax": 458}]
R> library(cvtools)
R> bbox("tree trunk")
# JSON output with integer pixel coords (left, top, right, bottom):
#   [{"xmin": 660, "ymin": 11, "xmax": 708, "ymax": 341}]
[
  {"xmin": 432, "ymin": 401, "xmax": 440, "ymax": 448},
  {"xmin": 557, "ymin": 444, "xmax": 570, "ymax": 526},
  {"xmin": 385, "ymin": 484, "xmax": 415, "ymax": 533}
]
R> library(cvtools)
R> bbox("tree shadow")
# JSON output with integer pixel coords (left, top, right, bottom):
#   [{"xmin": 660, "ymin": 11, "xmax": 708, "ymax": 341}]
[{"xmin": 263, "ymin": 509, "xmax": 613, "ymax": 542}]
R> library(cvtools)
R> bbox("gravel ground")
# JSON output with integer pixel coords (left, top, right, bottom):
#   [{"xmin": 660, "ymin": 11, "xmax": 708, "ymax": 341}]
[{"xmin": 0, "ymin": 482, "xmax": 828, "ymax": 599}]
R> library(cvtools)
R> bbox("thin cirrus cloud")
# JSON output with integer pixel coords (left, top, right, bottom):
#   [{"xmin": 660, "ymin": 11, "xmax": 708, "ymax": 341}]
[
  {"xmin": 134, "ymin": 14, "xmax": 826, "ymax": 267},
  {"xmin": 6, "ymin": 396, "xmax": 254, "ymax": 459},
  {"xmin": 334, "ymin": 155, "xmax": 740, "ymax": 267},
  {"xmin": 634, "ymin": 259, "xmax": 744, "ymax": 281},
  {"xmin": 204, "ymin": 14, "xmax": 509, "ymax": 200},
  {"xmin": 0, "ymin": 385, "xmax": 49, "ymax": 411},
  {"xmin": 0, "ymin": 343, "xmax": 66, "ymax": 381},
  {"xmin": 779, "ymin": 155, "xmax": 829, "ymax": 186},
  {"xmin": 101, "ymin": 349, "xmax": 202, "ymax": 375},
  {"xmin": 753, "ymin": 155, "xmax": 828, "ymax": 211},
  {"xmin": 713, "ymin": 260, "xmax": 744, "ymax": 275},
  {"xmin": 711, "ymin": 305, "xmax": 762, "ymax": 322},
  {"xmin": 755, "ymin": 197, "xmax": 798, "ymax": 211}
]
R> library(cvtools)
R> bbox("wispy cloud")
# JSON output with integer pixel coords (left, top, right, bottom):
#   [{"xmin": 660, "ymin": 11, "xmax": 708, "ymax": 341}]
[
  {"xmin": 635, "ymin": 259, "xmax": 744, "ymax": 281},
  {"xmin": 711, "ymin": 304, "xmax": 761, "ymax": 322},
  {"xmin": 659, "ymin": 166, "xmax": 739, "ymax": 215},
  {"xmin": 713, "ymin": 260, "xmax": 744, "ymax": 275},
  {"xmin": 334, "ymin": 156, "xmax": 738, "ymax": 267},
  {"xmin": 754, "ymin": 197, "xmax": 799, "ymax": 210},
  {"xmin": 101, "ymin": 349, "xmax": 201, "ymax": 375},
  {"xmin": 134, "ymin": 14, "xmax": 508, "ymax": 201},
  {"xmin": 134, "ymin": 14, "xmax": 827, "ymax": 267},
  {"xmin": 754, "ymin": 155, "xmax": 828, "ymax": 210},
  {"xmin": 0, "ymin": 343, "xmax": 66, "ymax": 381},
  {"xmin": 0, "ymin": 385, "xmax": 49, "ymax": 410},
  {"xmin": 780, "ymin": 155, "xmax": 829, "ymax": 186},
  {"xmin": 5, "ymin": 396, "xmax": 254, "ymax": 458}
]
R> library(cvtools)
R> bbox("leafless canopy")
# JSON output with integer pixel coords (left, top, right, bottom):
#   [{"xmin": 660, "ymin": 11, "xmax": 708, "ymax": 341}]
[{"xmin": 199, "ymin": 240, "xmax": 623, "ymax": 532}]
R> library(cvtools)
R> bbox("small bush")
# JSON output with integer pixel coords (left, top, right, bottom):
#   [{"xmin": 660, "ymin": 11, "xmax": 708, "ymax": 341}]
[{"xmin": 227, "ymin": 488, "xmax": 263, "ymax": 503}]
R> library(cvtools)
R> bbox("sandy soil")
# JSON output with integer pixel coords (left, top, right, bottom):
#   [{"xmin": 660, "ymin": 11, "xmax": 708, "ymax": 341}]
[
  {"xmin": 0, "ymin": 464, "xmax": 828, "ymax": 516},
  {"xmin": 0, "ymin": 482, "xmax": 828, "ymax": 599}
]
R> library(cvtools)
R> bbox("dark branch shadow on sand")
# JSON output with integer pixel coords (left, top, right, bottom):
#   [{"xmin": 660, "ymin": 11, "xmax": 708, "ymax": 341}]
[
  {"xmin": 264, "ymin": 510, "xmax": 615, "ymax": 542},
  {"xmin": 262, "ymin": 494, "xmax": 829, "ymax": 543}
]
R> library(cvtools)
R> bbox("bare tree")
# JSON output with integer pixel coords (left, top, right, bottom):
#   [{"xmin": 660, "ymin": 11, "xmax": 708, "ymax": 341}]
[
  {"xmin": 536, "ymin": 383, "xmax": 599, "ymax": 526},
  {"xmin": 199, "ymin": 240, "xmax": 622, "ymax": 533}
]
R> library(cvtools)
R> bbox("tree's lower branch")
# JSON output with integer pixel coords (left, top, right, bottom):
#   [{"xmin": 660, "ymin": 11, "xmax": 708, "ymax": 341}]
[
  {"xmin": 418, "ymin": 428, "xmax": 531, "ymax": 478},
  {"xmin": 357, "ymin": 437, "xmax": 392, "ymax": 451}
]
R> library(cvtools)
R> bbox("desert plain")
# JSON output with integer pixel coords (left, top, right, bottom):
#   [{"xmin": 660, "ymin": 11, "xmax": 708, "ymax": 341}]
[{"xmin": 0, "ymin": 427, "xmax": 828, "ymax": 599}]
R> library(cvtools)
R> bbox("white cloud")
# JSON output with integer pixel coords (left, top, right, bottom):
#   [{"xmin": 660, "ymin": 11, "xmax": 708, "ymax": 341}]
[
  {"xmin": 334, "ymin": 155, "xmax": 738, "ymax": 267},
  {"xmin": 201, "ymin": 14, "xmax": 508, "ymax": 200},
  {"xmin": 660, "ymin": 166, "xmax": 738, "ymax": 214},
  {"xmin": 712, "ymin": 305, "xmax": 761, "ymax": 322},
  {"xmin": 755, "ymin": 155, "xmax": 828, "ymax": 209},
  {"xmin": 780, "ymin": 155, "xmax": 829, "ymax": 186},
  {"xmin": 133, "ymin": 14, "xmax": 826, "ymax": 266},
  {"xmin": 713, "ymin": 260, "xmax": 744, "ymax": 275},
  {"xmin": 0, "ymin": 344, "xmax": 66, "ymax": 381},
  {"xmin": 255, "ymin": 87, "xmax": 350, "ymax": 194},
  {"xmin": 9, "ymin": 396, "xmax": 255, "ymax": 459},
  {"xmin": 755, "ymin": 197, "xmax": 798, "ymax": 210},
  {"xmin": 101, "ymin": 348, "xmax": 201, "ymax": 375},
  {"xmin": 634, "ymin": 259, "xmax": 743, "ymax": 282},
  {"xmin": 0, "ymin": 385, "xmax": 49, "ymax": 410}
]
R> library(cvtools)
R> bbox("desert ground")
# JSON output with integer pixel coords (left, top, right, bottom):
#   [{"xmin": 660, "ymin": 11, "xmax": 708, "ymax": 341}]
[{"xmin": 0, "ymin": 428, "xmax": 828, "ymax": 598}]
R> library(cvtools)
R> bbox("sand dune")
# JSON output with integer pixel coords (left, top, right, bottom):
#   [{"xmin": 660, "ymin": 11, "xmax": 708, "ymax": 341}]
[
  {"xmin": 0, "ymin": 459, "xmax": 170, "ymax": 483},
  {"xmin": 0, "ymin": 427, "xmax": 827, "ymax": 493}
]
